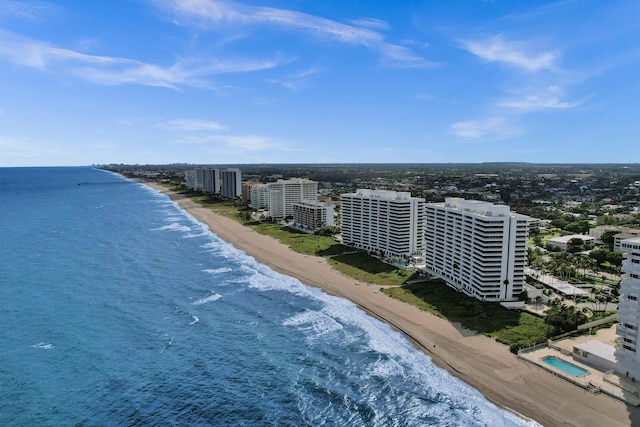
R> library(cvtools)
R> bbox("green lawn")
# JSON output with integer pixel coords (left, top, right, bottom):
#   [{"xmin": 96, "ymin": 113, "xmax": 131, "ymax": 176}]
[
  {"xmin": 251, "ymin": 223, "xmax": 347, "ymax": 256},
  {"xmin": 382, "ymin": 280, "xmax": 549, "ymax": 352},
  {"xmin": 328, "ymin": 253, "xmax": 418, "ymax": 286}
]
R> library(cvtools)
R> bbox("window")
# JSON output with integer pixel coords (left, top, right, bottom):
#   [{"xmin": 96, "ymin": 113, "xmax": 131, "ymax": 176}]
[{"xmin": 628, "ymin": 295, "xmax": 638, "ymax": 301}]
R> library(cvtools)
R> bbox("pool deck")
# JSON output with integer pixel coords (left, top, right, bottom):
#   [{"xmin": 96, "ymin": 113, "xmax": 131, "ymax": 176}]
[{"xmin": 518, "ymin": 328, "xmax": 640, "ymax": 406}]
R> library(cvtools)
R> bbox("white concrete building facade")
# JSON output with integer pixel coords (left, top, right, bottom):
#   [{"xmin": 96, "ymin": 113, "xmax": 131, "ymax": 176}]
[
  {"xmin": 250, "ymin": 184, "xmax": 270, "ymax": 210},
  {"xmin": 292, "ymin": 200, "xmax": 334, "ymax": 233},
  {"xmin": 220, "ymin": 168, "xmax": 242, "ymax": 199},
  {"xmin": 340, "ymin": 189, "xmax": 425, "ymax": 260},
  {"xmin": 267, "ymin": 179, "xmax": 318, "ymax": 220},
  {"xmin": 617, "ymin": 237, "xmax": 640, "ymax": 379},
  {"xmin": 424, "ymin": 198, "xmax": 529, "ymax": 302},
  {"xmin": 202, "ymin": 168, "xmax": 221, "ymax": 195}
]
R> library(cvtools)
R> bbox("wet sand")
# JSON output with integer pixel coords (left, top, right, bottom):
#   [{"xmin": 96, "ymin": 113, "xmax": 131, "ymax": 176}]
[{"xmin": 144, "ymin": 182, "xmax": 637, "ymax": 427}]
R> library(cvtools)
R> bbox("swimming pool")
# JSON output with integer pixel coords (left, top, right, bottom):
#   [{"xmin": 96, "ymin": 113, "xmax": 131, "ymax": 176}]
[{"xmin": 542, "ymin": 356, "xmax": 588, "ymax": 377}]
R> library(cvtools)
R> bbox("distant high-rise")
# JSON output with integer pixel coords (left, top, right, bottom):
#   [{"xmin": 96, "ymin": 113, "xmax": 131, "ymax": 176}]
[
  {"xmin": 250, "ymin": 184, "xmax": 270, "ymax": 210},
  {"xmin": 220, "ymin": 168, "xmax": 242, "ymax": 199},
  {"xmin": 424, "ymin": 198, "xmax": 529, "ymax": 302},
  {"xmin": 267, "ymin": 179, "xmax": 318, "ymax": 220},
  {"xmin": 340, "ymin": 189, "xmax": 425, "ymax": 260},
  {"xmin": 202, "ymin": 168, "xmax": 221, "ymax": 195},
  {"xmin": 617, "ymin": 237, "xmax": 640, "ymax": 379},
  {"xmin": 184, "ymin": 168, "xmax": 219, "ymax": 194},
  {"xmin": 242, "ymin": 182, "xmax": 261, "ymax": 205}
]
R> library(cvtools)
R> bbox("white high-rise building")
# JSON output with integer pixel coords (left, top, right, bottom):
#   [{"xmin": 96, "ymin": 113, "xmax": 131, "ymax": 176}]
[
  {"xmin": 184, "ymin": 169, "xmax": 196, "ymax": 190},
  {"xmin": 617, "ymin": 237, "xmax": 640, "ymax": 379},
  {"xmin": 340, "ymin": 189, "xmax": 425, "ymax": 260},
  {"xmin": 250, "ymin": 184, "xmax": 270, "ymax": 210},
  {"xmin": 424, "ymin": 198, "xmax": 529, "ymax": 302},
  {"xmin": 220, "ymin": 168, "xmax": 242, "ymax": 199},
  {"xmin": 293, "ymin": 200, "xmax": 334, "ymax": 233},
  {"xmin": 267, "ymin": 179, "xmax": 318, "ymax": 220},
  {"xmin": 194, "ymin": 168, "xmax": 204, "ymax": 191},
  {"xmin": 202, "ymin": 168, "xmax": 221, "ymax": 195}
]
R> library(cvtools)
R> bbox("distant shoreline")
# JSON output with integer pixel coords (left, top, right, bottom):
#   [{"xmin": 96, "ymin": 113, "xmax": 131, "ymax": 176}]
[{"xmin": 139, "ymin": 180, "xmax": 636, "ymax": 427}]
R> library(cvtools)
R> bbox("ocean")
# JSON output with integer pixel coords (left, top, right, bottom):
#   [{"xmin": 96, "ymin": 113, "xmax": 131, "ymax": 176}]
[{"xmin": 0, "ymin": 167, "xmax": 536, "ymax": 426}]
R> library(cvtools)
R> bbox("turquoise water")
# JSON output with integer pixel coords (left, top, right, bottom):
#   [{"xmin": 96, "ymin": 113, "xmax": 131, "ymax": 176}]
[
  {"xmin": 0, "ymin": 167, "xmax": 538, "ymax": 426},
  {"xmin": 542, "ymin": 356, "xmax": 588, "ymax": 377}
]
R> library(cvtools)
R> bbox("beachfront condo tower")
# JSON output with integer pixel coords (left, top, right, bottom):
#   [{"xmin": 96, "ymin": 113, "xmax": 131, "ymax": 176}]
[
  {"xmin": 340, "ymin": 189, "xmax": 425, "ymax": 260},
  {"xmin": 202, "ymin": 168, "xmax": 221, "ymax": 195},
  {"xmin": 292, "ymin": 200, "xmax": 334, "ymax": 233},
  {"xmin": 424, "ymin": 198, "xmax": 529, "ymax": 302},
  {"xmin": 184, "ymin": 167, "xmax": 220, "ymax": 195},
  {"xmin": 617, "ymin": 237, "xmax": 640, "ymax": 380},
  {"xmin": 250, "ymin": 184, "xmax": 270, "ymax": 210},
  {"xmin": 267, "ymin": 178, "xmax": 318, "ymax": 220},
  {"xmin": 220, "ymin": 168, "xmax": 242, "ymax": 199}
]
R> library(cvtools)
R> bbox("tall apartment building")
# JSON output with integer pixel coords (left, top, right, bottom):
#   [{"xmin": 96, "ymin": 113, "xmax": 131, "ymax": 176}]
[
  {"xmin": 184, "ymin": 168, "xmax": 219, "ymax": 193},
  {"xmin": 340, "ymin": 189, "xmax": 425, "ymax": 260},
  {"xmin": 185, "ymin": 169, "xmax": 196, "ymax": 190},
  {"xmin": 250, "ymin": 184, "xmax": 270, "ymax": 210},
  {"xmin": 220, "ymin": 168, "xmax": 242, "ymax": 199},
  {"xmin": 242, "ymin": 182, "xmax": 261, "ymax": 205},
  {"xmin": 202, "ymin": 168, "xmax": 221, "ymax": 195},
  {"xmin": 292, "ymin": 200, "xmax": 334, "ymax": 233},
  {"xmin": 617, "ymin": 237, "xmax": 640, "ymax": 379},
  {"xmin": 424, "ymin": 198, "xmax": 529, "ymax": 302},
  {"xmin": 267, "ymin": 179, "xmax": 318, "ymax": 220},
  {"xmin": 194, "ymin": 168, "xmax": 204, "ymax": 191}
]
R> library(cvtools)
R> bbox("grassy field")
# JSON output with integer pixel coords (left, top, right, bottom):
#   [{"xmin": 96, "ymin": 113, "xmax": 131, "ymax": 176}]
[
  {"xmin": 382, "ymin": 280, "xmax": 549, "ymax": 352},
  {"xmin": 250, "ymin": 222, "xmax": 347, "ymax": 256},
  {"xmin": 328, "ymin": 253, "xmax": 418, "ymax": 286}
]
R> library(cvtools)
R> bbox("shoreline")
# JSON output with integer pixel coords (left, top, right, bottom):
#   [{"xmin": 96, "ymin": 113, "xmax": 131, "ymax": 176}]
[{"xmin": 142, "ymin": 181, "xmax": 636, "ymax": 427}]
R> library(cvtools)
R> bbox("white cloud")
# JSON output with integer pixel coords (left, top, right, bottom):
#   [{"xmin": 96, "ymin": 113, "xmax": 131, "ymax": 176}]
[
  {"xmin": 159, "ymin": 119, "xmax": 228, "ymax": 131},
  {"xmin": 154, "ymin": 0, "xmax": 435, "ymax": 68},
  {"xmin": 212, "ymin": 134, "xmax": 279, "ymax": 150},
  {"xmin": 171, "ymin": 133, "xmax": 281, "ymax": 151},
  {"xmin": 0, "ymin": 29, "xmax": 288, "ymax": 88},
  {"xmin": 0, "ymin": 136, "xmax": 67, "ymax": 160},
  {"xmin": 498, "ymin": 85, "xmax": 581, "ymax": 112},
  {"xmin": 462, "ymin": 34, "xmax": 559, "ymax": 72},
  {"xmin": 451, "ymin": 117, "xmax": 522, "ymax": 140},
  {"xmin": 265, "ymin": 67, "xmax": 320, "ymax": 91},
  {"xmin": 414, "ymin": 92, "xmax": 432, "ymax": 101},
  {"xmin": 0, "ymin": 0, "xmax": 60, "ymax": 22},
  {"xmin": 347, "ymin": 18, "xmax": 390, "ymax": 31}
]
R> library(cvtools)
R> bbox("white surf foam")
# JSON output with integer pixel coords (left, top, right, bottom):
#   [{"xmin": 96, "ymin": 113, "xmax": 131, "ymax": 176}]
[
  {"xmin": 150, "ymin": 223, "xmax": 191, "ymax": 232},
  {"xmin": 202, "ymin": 267, "xmax": 232, "ymax": 275},
  {"xmin": 31, "ymin": 342, "xmax": 54, "ymax": 350},
  {"xmin": 283, "ymin": 309, "xmax": 344, "ymax": 337},
  {"xmin": 192, "ymin": 293, "xmax": 222, "ymax": 306}
]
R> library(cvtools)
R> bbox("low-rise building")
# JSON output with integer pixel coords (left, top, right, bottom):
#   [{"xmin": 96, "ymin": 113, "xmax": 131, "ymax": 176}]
[{"xmin": 546, "ymin": 234, "xmax": 596, "ymax": 251}]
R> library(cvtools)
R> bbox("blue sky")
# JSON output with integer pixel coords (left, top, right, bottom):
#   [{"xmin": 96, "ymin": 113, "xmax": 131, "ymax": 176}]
[{"xmin": 0, "ymin": 0, "xmax": 638, "ymax": 166}]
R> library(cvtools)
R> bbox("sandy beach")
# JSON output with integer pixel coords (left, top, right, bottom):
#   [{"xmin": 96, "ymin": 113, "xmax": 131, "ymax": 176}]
[{"xmin": 145, "ymin": 182, "xmax": 637, "ymax": 427}]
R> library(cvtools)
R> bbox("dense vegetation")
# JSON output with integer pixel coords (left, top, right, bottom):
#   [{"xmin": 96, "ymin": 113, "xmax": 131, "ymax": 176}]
[{"xmin": 382, "ymin": 281, "xmax": 549, "ymax": 353}]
